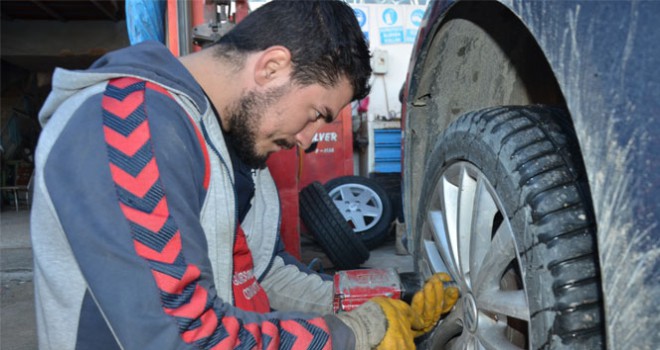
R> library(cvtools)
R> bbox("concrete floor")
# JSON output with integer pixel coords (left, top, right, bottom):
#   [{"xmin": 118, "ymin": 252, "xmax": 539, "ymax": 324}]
[
  {"xmin": 1, "ymin": 209, "xmax": 36, "ymax": 350},
  {"xmin": 0, "ymin": 208, "xmax": 412, "ymax": 349}
]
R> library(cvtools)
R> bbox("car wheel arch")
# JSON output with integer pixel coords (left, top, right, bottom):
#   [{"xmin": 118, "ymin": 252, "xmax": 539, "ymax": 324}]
[{"xmin": 403, "ymin": 1, "xmax": 582, "ymax": 248}]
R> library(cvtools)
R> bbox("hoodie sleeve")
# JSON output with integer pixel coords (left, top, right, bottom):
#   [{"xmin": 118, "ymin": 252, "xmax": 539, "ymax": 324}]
[
  {"xmin": 260, "ymin": 237, "xmax": 336, "ymax": 315},
  {"xmin": 43, "ymin": 77, "xmax": 355, "ymax": 349}
]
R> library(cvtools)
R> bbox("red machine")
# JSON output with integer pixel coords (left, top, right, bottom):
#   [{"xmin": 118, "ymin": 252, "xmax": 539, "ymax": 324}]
[{"xmin": 166, "ymin": 0, "xmax": 355, "ymax": 259}]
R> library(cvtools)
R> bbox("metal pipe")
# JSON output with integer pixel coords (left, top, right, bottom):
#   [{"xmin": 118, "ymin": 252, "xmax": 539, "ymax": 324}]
[{"xmin": 176, "ymin": 0, "xmax": 192, "ymax": 56}]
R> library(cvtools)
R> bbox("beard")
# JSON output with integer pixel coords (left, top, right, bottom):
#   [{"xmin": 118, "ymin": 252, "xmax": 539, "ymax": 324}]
[{"xmin": 224, "ymin": 83, "xmax": 293, "ymax": 169}]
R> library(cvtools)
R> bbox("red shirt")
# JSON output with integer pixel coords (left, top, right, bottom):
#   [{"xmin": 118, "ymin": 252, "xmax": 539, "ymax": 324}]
[{"xmin": 232, "ymin": 225, "xmax": 270, "ymax": 312}]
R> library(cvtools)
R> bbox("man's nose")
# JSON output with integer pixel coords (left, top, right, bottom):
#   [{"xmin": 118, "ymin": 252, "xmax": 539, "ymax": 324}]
[{"xmin": 295, "ymin": 121, "xmax": 323, "ymax": 150}]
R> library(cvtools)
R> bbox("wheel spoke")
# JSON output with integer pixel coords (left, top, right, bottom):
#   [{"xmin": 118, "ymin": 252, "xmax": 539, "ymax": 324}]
[
  {"xmin": 473, "ymin": 223, "xmax": 516, "ymax": 295},
  {"xmin": 440, "ymin": 175, "xmax": 461, "ymax": 273},
  {"xmin": 423, "ymin": 238, "xmax": 448, "ymax": 274},
  {"xmin": 359, "ymin": 205, "xmax": 380, "ymax": 218},
  {"xmin": 457, "ymin": 166, "xmax": 477, "ymax": 279},
  {"xmin": 470, "ymin": 177, "xmax": 498, "ymax": 280},
  {"xmin": 477, "ymin": 290, "xmax": 529, "ymax": 321},
  {"xmin": 427, "ymin": 209, "xmax": 460, "ymax": 280},
  {"xmin": 346, "ymin": 212, "xmax": 367, "ymax": 231},
  {"xmin": 332, "ymin": 199, "xmax": 350, "ymax": 213},
  {"xmin": 477, "ymin": 321, "xmax": 523, "ymax": 350},
  {"xmin": 356, "ymin": 189, "xmax": 375, "ymax": 204},
  {"xmin": 339, "ymin": 187, "xmax": 354, "ymax": 201}
]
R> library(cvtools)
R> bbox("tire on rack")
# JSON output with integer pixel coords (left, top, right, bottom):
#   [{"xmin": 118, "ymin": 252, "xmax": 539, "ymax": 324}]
[
  {"xmin": 415, "ymin": 106, "xmax": 604, "ymax": 349},
  {"xmin": 325, "ymin": 176, "xmax": 394, "ymax": 249},
  {"xmin": 299, "ymin": 181, "xmax": 370, "ymax": 270}
]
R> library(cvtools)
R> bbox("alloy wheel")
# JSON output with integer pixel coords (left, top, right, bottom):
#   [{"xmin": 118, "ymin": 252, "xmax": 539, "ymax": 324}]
[
  {"xmin": 421, "ymin": 161, "xmax": 530, "ymax": 349},
  {"xmin": 328, "ymin": 183, "xmax": 384, "ymax": 233}
]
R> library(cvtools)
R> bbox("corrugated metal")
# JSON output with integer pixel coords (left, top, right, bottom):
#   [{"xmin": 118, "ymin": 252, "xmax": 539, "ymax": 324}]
[{"xmin": 374, "ymin": 128, "xmax": 401, "ymax": 173}]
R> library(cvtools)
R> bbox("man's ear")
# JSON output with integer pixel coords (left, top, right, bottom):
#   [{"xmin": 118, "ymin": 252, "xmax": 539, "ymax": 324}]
[{"xmin": 254, "ymin": 46, "xmax": 292, "ymax": 87}]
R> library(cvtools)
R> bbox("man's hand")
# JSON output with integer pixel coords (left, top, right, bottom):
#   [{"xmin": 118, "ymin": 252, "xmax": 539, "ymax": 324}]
[
  {"xmin": 370, "ymin": 297, "xmax": 416, "ymax": 350},
  {"xmin": 336, "ymin": 273, "xmax": 459, "ymax": 350},
  {"xmin": 409, "ymin": 272, "xmax": 459, "ymax": 336},
  {"xmin": 335, "ymin": 300, "xmax": 388, "ymax": 349},
  {"xmin": 371, "ymin": 273, "xmax": 458, "ymax": 349}
]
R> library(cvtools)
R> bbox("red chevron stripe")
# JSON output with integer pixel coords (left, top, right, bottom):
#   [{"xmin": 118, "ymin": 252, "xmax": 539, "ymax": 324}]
[
  {"xmin": 151, "ymin": 263, "xmax": 200, "ymax": 294},
  {"xmin": 134, "ymin": 230, "xmax": 181, "ymax": 264},
  {"xmin": 181, "ymin": 308, "xmax": 219, "ymax": 343},
  {"xmin": 109, "ymin": 159, "xmax": 158, "ymax": 198},
  {"xmin": 307, "ymin": 319, "xmax": 332, "ymax": 350},
  {"xmin": 109, "ymin": 77, "xmax": 142, "ymax": 89},
  {"xmin": 262, "ymin": 321, "xmax": 280, "ymax": 350},
  {"xmin": 146, "ymin": 81, "xmax": 171, "ymax": 96},
  {"xmin": 165, "ymin": 284, "xmax": 208, "ymax": 319},
  {"xmin": 281, "ymin": 320, "xmax": 313, "ymax": 350},
  {"xmin": 244, "ymin": 323, "xmax": 263, "ymax": 349},
  {"xmin": 103, "ymin": 122, "xmax": 150, "ymax": 157},
  {"xmin": 120, "ymin": 197, "xmax": 169, "ymax": 232},
  {"xmin": 104, "ymin": 77, "xmax": 227, "ymax": 349},
  {"xmin": 214, "ymin": 317, "xmax": 240, "ymax": 349},
  {"xmin": 102, "ymin": 90, "xmax": 144, "ymax": 119}
]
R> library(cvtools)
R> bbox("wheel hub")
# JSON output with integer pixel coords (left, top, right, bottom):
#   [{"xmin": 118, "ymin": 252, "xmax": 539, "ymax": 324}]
[
  {"xmin": 348, "ymin": 202, "xmax": 358, "ymax": 211},
  {"xmin": 463, "ymin": 292, "xmax": 478, "ymax": 333}
]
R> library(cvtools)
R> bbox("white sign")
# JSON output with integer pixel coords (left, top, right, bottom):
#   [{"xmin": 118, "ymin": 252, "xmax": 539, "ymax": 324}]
[
  {"xmin": 377, "ymin": 7, "xmax": 404, "ymax": 45},
  {"xmin": 405, "ymin": 7, "xmax": 426, "ymax": 43}
]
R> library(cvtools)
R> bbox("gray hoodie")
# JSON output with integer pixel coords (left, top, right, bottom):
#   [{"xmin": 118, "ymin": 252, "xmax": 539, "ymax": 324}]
[{"xmin": 32, "ymin": 40, "xmax": 350, "ymax": 350}]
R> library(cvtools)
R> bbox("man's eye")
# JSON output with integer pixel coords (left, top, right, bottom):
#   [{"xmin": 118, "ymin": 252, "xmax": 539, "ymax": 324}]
[{"xmin": 315, "ymin": 111, "xmax": 332, "ymax": 123}]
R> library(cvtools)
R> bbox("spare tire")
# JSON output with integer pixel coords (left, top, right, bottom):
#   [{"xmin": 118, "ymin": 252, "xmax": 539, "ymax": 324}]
[
  {"xmin": 299, "ymin": 181, "xmax": 370, "ymax": 270},
  {"xmin": 325, "ymin": 176, "xmax": 394, "ymax": 249}
]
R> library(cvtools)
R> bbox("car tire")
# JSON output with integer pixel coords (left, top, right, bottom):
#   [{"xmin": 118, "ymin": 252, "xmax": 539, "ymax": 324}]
[
  {"xmin": 299, "ymin": 181, "xmax": 370, "ymax": 270},
  {"xmin": 325, "ymin": 176, "xmax": 394, "ymax": 249},
  {"xmin": 415, "ymin": 106, "xmax": 604, "ymax": 349}
]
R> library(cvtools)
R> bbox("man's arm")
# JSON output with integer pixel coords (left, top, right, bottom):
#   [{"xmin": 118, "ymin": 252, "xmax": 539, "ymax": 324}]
[
  {"xmin": 260, "ymin": 237, "xmax": 335, "ymax": 314},
  {"xmin": 274, "ymin": 237, "xmax": 333, "ymax": 281}
]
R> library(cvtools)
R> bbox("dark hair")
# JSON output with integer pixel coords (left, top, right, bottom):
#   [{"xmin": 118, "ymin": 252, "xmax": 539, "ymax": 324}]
[{"xmin": 214, "ymin": 0, "xmax": 372, "ymax": 101}]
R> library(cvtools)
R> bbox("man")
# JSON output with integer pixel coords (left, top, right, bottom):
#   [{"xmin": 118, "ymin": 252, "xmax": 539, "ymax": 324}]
[{"xmin": 32, "ymin": 1, "xmax": 456, "ymax": 349}]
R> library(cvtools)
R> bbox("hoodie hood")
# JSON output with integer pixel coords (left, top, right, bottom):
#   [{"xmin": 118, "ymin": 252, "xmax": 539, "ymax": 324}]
[{"xmin": 39, "ymin": 41, "xmax": 207, "ymax": 126}]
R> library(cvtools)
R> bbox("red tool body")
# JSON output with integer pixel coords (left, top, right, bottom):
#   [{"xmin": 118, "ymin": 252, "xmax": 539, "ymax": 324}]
[{"xmin": 333, "ymin": 268, "xmax": 404, "ymax": 313}]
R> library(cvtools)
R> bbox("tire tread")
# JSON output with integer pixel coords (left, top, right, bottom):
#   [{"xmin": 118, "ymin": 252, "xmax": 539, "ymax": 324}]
[
  {"xmin": 299, "ymin": 182, "xmax": 370, "ymax": 270},
  {"xmin": 419, "ymin": 105, "xmax": 603, "ymax": 348}
]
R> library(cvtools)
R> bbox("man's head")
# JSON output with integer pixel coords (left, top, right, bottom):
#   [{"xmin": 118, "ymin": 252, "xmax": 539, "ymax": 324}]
[
  {"xmin": 212, "ymin": 0, "xmax": 372, "ymax": 168},
  {"xmin": 215, "ymin": 0, "xmax": 372, "ymax": 101}
]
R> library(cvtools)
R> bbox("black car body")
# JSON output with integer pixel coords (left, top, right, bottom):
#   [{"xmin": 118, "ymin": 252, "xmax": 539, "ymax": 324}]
[{"xmin": 401, "ymin": 0, "xmax": 659, "ymax": 348}]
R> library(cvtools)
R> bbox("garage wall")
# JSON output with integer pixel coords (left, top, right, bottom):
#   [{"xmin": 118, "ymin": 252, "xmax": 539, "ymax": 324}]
[
  {"xmin": 349, "ymin": 3, "xmax": 428, "ymax": 176},
  {"xmin": 352, "ymin": 3, "xmax": 427, "ymax": 121}
]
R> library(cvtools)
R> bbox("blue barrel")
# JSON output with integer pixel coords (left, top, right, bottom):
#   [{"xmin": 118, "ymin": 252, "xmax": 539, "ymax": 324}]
[{"xmin": 126, "ymin": 0, "xmax": 166, "ymax": 44}]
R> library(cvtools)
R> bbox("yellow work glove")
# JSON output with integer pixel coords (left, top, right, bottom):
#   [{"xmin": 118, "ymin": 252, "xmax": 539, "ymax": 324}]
[
  {"xmin": 409, "ymin": 272, "xmax": 459, "ymax": 336},
  {"xmin": 371, "ymin": 296, "xmax": 416, "ymax": 350}
]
